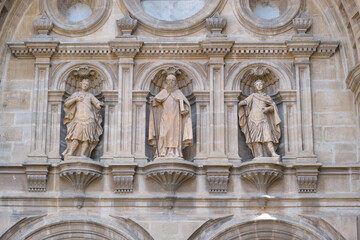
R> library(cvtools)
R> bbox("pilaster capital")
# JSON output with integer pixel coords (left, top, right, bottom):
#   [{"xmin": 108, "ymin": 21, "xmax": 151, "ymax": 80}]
[
  {"xmin": 200, "ymin": 40, "xmax": 234, "ymax": 62},
  {"xmin": 109, "ymin": 40, "xmax": 143, "ymax": 59},
  {"xmin": 286, "ymin": 39, "xmax": 320, "ymax": 62}
]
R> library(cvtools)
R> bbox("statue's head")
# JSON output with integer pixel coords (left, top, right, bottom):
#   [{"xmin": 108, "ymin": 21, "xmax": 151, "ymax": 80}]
[
  {"xmin": 254, "ymin": 79, "xmax": 265, "ymax": 92},
  {"xmin": 80, "ymin": 79, "xmax": 90, "ymax": 91},
  {"xmin": 166, "ymin": 74, "xmax": 176, "ymax": 89}
]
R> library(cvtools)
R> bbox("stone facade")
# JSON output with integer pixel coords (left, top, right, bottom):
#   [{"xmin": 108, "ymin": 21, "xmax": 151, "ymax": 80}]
[{"xmin": 0, "ymin": 0, "xmax": 360, "ymax": 239}]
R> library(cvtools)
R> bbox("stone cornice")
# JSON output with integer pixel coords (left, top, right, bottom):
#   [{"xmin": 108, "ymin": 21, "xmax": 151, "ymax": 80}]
[{"xmin": 7, "ymin": 40, "xmax": 340, "ymax": 60}]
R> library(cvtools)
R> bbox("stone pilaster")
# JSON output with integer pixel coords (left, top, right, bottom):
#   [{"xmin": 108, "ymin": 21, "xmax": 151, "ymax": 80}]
[
  {"xmin": 286, "ymin": 38, "xmax": 319, "ymax": 163},
  {"xmin": 26, "ymin": 41, "xmax": 59, "ymax": 162},
  {"xmin": 109, "ymin": 40, "xmax": 143, "ymax": 162},
  {"xmin": 201, "ymin": 40, "xmax": 234, "ymax": 162}
]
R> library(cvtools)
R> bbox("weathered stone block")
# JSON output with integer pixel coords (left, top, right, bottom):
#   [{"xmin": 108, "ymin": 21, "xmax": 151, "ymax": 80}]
[
  {"xmin": 324, "ymin": 127, "xmax": 356, "ymax": 142},
  {"xmin": 314, "ymin": 91, "xmax": 353, "ymax": 112},
  {"xmin": 319, "ymin": 112, "xmax": 356, "ymax": 125},
  {"xmin": 0, "ymin": 127, "xmax": 23, "ymax": 141},
  {"xmin": 2, "ymin": 91, "xmax": 31, "ymax": 110}
]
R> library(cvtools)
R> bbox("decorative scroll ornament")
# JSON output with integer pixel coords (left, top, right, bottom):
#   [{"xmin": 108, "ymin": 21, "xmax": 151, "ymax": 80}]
[
  {"xmin": 293, "ymin": 12, "xmax": 312, "ymax": 35},
  {"xmin": 249, "ymin": 66, "xmax": 270, "ymax": 77},
  {"xmin": 116, "ymin": 13, "xmax": 138, "ymax": 37},
  {"xmin": 205, "ymin": 12, "xmax": 227, "ymax": 36},
  {"xmin": 33, "ymin": 12, "xmax": 53, "ymax": 36}
]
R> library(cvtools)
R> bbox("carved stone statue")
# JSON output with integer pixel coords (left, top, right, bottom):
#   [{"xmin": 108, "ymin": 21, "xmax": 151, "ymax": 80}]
[
  {"xmin": 238, "ymin": 79, "xmax": 281, "ymax": 158},
  {"xmin": 148, "ymin": 74, "xmax": 193, "ymax": 158},
  {"xmin": 62, "ymin": 79, "xmax": 104, "ymax": 159}
]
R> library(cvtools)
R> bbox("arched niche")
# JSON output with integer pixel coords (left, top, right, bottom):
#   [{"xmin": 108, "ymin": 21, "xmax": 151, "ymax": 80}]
[
  {"xmin": 133, "ymin": 62, "xmax": 210, "ymax": 162},
  {"xmin": 135, "ymin": 61, "xmax": 207, "ymax": 91},
  {"xmin": 226, "ymin": 62, "xmax": 297, "ymax": 161},
  {"xmin": 47, "ymin": 62, "xmax": 116, "ymax": 162},
  {"xmin": 188, "ymin": 214, "xmax": 345, "ymax": 240},
  {"xmin": 1, "ymin": 215, "xmax": 154, "ymax": 240},
  {"xmin": 145, "ymin": 66, "xmax": 197, "ymax": 161}
]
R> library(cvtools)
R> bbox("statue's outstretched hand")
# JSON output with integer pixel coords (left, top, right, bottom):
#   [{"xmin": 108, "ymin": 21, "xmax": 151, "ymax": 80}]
[{"xmin": 239, "ymin": 100, "xmax": 246, "ymax": 106}]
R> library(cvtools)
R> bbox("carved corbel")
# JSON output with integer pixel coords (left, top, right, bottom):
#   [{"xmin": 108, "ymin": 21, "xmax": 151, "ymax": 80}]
[
  {"xmin": 294, "ymin": 163, "xmax": 321, "ymax": 193},
  {"xmin": 204, "ymin": 164, "xmax": 231, "ymax": 193},
  {"xmin": 110, "ymin": 163, "xmax": 137, "ymax": 193},
  {"xmin": 23, "ymin": 163, "xmax": 51, "ymax": 192},
  {"xmin": 293, "ymin": 12, "xmax": 312, "ymax": 36}
]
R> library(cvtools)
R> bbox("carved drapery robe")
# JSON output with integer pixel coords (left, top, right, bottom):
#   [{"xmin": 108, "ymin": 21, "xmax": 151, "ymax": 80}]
[
  {"xmin": 238, "ymin": 93, "xmax": 281, "ymax": 149},
  {"xmin": 62, "ymin": 91, "xmax": 103, "ymax": 157},
  {"xmin": 149, "ymin": 88, "xmax": 193, "ymax": 158}
]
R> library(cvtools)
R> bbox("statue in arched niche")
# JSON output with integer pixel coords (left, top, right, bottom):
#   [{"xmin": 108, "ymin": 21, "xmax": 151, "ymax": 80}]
[
  {"xmin": 238, "ymin": 79, "xmax": 281, "ymax": 159},
  {"xmin": 62, "ymin": 79, "xmax": 104, "ymax": 159},
  {"xmin": 148, "ymin": 68, "xmax": 193, "ymax": 159}
]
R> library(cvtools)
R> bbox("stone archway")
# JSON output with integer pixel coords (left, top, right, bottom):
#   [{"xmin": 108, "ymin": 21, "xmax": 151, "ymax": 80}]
[
  {"xmin": 188, "ymin": 214, "xmax": 345, "ymax": 240},
  {"xmin": 1, "ymin": 215, "xmax": 154, "ymax": 240}
]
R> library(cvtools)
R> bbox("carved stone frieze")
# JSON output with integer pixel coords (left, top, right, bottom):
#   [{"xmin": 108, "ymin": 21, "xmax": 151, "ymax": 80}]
[
  {"xmin": 23, "ymin": 163, "xmax": 51, "ymax": 192},
  {"xmin": 239, "ymin": 159, "xmax": 284, "ymax": 194},
  {"xmin": 58, "ymin": 159, "xmax": 103, "ymax": 208},
  {"xmin": 204, "ymin": 164, "xmax": 231, "ymax": 193},
  {"xmin": 294, "ymin": 163, "xmax": 321, "ymax": 193},
  {"xmin": 110, "ymin": 163, "xmax": 137, "ymax": 193},
  {"xmin": 144, "ymin": 159, "xmax": 196, "ymax": 193}
]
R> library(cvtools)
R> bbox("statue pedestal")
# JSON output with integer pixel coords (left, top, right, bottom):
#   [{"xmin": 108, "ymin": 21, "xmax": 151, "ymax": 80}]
[
  {"xmin": 144, "ymin": 158, "xmax": 196, "ymax": 193},
  {"xmin": 58, "ymin": 159, "xmax": 103, "ymax": 208},
  {"xmin": 239, "ymin": 158, "xmax": 284, "ymax": 195}
]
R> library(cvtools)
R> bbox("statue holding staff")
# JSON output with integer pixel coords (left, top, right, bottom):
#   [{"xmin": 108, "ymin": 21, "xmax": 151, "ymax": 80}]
[{"xmin": 238, "ymin": 79, "xmax": 281, "ymax": 158}]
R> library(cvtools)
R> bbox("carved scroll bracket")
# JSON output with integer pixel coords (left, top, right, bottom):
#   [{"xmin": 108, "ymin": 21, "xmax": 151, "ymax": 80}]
[
  {"xmin": 294, "ymin": 163, "xmax": 322, "ymax": 193},
  {"xmin": 23, "ymin": 163, "xmax": 51, "ymax": 192},
  {"xmin": 109, "ymin": 163, "xmax": 137, "ymax": 193},
  {"xmin": 204, "ymin": 163, "xmax": 231, "ymax": 193}
]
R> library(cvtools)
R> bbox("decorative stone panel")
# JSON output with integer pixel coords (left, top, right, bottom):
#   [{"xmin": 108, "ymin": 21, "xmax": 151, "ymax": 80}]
[
  {"xmin": 110, "ymin": 163, "xmax": 137, "ymax": 193},
  {"xmin": 23, "ymin": 163, "xmax": 51, "ymax": 192},
  {"xmin": 204, "ymin": 164, "xmax": 231, "ymax": 193},
  {"xmin": 294, "ymin": 163, "xmax": 321, "ymax": 193}
]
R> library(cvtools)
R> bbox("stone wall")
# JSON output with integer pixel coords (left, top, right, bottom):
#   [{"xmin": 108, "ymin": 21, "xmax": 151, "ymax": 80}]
[{"xmin": 0, "ymin": 0, "xmax": 359, "ymax": 239}]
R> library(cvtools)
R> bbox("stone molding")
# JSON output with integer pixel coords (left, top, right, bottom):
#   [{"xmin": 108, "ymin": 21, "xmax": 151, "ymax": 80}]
[
  {"xmin": 346, "ymin": 63, "xmax": 360, "ymax": 101},
  {"xmin": 144, "ymin": 159, "xmax": 196, "ymax": 193},
  {"xmin": 120, "ymin": 0, "xmax": 227, "ymax": 37},
  {"xmin": 8, "ymin": 41, "xmax": 339, "ymax": 60},
  {"xmin": 23, "ymin": 163, "xmax": 51, "ymax": 192},
  {"xmin": 294, "ymin": 163, "xmax": 322, "ymax": 193},
  {"xmin": 110, "ymin": 163, "xmax": 137, "ymax": 193},
  {"xmin": 204, "ymin": 164, "xmax": 231, "ymax": 193},
  {"xmin": 41, "ymin": 0, "xmax": 112, "ymax": 37},
  {"xmin": 239, "ymin": 158, "xmax": 284, "ymax": 194},
  {"xmin": 232, "ymin": 0, "xmax": 304, "ymax": 35}
]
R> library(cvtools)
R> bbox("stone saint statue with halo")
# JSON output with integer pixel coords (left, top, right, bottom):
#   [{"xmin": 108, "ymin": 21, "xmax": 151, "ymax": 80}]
[{"xmin": 238, "ymin": 79, "xmax": 281, "ymax": 158}]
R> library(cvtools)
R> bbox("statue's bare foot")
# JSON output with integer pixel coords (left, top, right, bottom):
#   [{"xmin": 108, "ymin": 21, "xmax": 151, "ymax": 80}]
[{"xmin": 271, "ymin": 153, "xmax": 279, "ymax": 157}]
